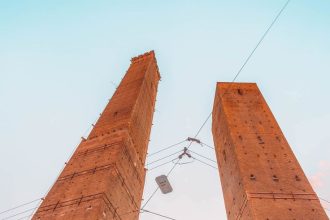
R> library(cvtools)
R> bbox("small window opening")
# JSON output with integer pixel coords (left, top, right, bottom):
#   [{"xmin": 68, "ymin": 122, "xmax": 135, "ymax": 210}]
[
  {"xmin": 222, "ymin": 150, "xmax": 227, "ymax": 162},
  {"xmin": 250, "ymin": 174, "xmax": 256, "ymax": 180}
]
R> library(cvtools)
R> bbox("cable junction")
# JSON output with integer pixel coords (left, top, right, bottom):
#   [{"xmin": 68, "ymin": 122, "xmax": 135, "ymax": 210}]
[
  {"xmin": 3, "ymin": 1, "xmax": 295, "ymax": 218},
  {"xmin": 141, "ymin": 0, "xmax": 291, "ymax": 211}
]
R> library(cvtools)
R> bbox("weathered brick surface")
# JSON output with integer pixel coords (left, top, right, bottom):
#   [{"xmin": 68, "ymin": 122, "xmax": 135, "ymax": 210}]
[
  {"xmin": 33, "ymin": 51, "xmax": 160, "ymax": 220},
  {"xmin": 212, "ymin": 82, "xmax": 328, "ymax": 220}
]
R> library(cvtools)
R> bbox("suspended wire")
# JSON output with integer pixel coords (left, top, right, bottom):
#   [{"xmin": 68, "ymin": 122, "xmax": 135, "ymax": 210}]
[
  {"xmin": 15, "ymin": 214, "xmax": 32, "ymax": 220},
  {"xmin": 142, "ymin": 0, "xmax": 291, "ymax": 210},
  {"xmin": 147, "ymin": 139, "xmax": 187, "ymax": 157},
  {"xmin": 195, "ymin": 0, "xmax": 291, "ymax": 131},
  {"xmin": 194, "ymin": 113, "xmax": 212, "ymax": 138},
  {"xmin": 0, "ymin": 198, "xmax": 42, "ymax": 215},
  {"xmin": 141, "ymin": 187, "xmax": 161, "ymax": 210},
  {"xmin": 284, "ymin": 181, "xmax": 330, "ymax": 214},
  {"xmin": 173, "ymin": 159, "xmax": 195, "ymax": 165},
  {"xmin": 141, "ymin": 209, "xmax": 176, "ymax": 220},
  {"xmin": 5, "ymin": 102, "xmax": 123, "ymax": 219},
  {"xmin": 320, "ymin": 197, "xmax": 330, "ymax": 204},
  {"xmin": 143, "ymin": 103, "xmax": 215, "ymax": 208},
  {"xmin": 1, "ymin": 206, "xmax": 39, "ymax": 220},
  {"xmin": 142, "ymin": 143, "xmax": 194, "ymax": 209},
  {"xmin": 165, "ymin": 109, "xmax": 216, "ymax": 176},
  {"xmin": 20, "ymin": 107, "xmax": 105, "ymax": 219},
  {"xmin": 8, "ymin": 1, "xmax": 293, "ymax": 217},
  {"xmin": 27, "ymin": 199, "xmax": 43, "ymax": 220},
  {"xmin": 143, "ymin": 101, "xmax": 215, "ymax": 209},
  {"xmin": 148, "ymin": 156, "xmax": 196, "ymax": 171},
  {"xmin": 189, "ymin": 150, "xmax": 217, "ymax": 163},
  {"xmin": 200, "ymin": 141, "xmax": 215, "ymax": 150},
  {"xmin": 232, "ymin": 0, "xmax": 291, "ymax": 83},
  {"xmin": 13, "ymin": 211, "xmax": 37, "ymax": 220},
  {"xmin": 147, "ymin": 150, "xmax": 183, "ymax": 166},
  {"xmin": 191, "ymin": 157, "xmax": 218, "ymax": 170},
  {"xmin": 148, "ymin": 159, "xmax": 179, "ymax": 171}
]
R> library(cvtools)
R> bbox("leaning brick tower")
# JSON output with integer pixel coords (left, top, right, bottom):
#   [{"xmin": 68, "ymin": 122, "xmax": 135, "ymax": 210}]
[
  {"xmin": 33, "ymin": 51, "xmax": 160, "ymax": 220},
  {"xmin": 212, "ymin": 82, "xmax": 328, "ymax": 220}
]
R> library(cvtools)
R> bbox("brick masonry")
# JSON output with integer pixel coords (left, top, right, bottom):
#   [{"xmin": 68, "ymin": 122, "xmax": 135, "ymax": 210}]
[
  {"xmin": 212, "ymin": 82, "xmax": 328, "ymax": 220},
  {"xmin": 33, "ymin": 51, "xmax": 160, "ymax": 220}
]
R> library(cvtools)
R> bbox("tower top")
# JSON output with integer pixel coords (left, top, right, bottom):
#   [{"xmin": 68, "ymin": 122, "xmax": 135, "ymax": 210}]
[
  {"xmin": 131, "ymin": 50, "xmax": 156, "ymax": 63},
  {"xmin": 130, "ymin": 50, "xmax": 160, "ymax": 80},
  {"xmin": 216, "ymin": 82, "xmax": 257, "ymax": 87}
]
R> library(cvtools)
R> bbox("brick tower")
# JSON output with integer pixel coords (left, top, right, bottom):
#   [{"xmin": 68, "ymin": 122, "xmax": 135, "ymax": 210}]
[
  {"xmin": 212, "ymin": 83, "xmax": 328, "ymax": 220},
  {"xmin": 33, "ymin": 51, "xmax": 160, "ymax": 220}
]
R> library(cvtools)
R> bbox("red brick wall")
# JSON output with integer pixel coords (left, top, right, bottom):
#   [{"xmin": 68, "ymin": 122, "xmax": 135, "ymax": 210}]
[
  {"xmin": 33, "ymin": 51, "xmax": 160, "ymax": 220},
  {"xmin": 212, "ymin": 82, "xmax": 328, "ymax": 220}
]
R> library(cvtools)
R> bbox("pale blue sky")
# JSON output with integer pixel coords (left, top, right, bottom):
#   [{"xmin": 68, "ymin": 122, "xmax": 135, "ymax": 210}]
[{"xmin": 0, "ymin": 0, "xmax": 329, "ymax": 219}]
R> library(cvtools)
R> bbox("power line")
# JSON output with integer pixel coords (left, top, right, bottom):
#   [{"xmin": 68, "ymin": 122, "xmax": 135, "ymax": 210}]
[
  {"xmin": 15, "ymin": 214, "xmax": 31, "ymax": 220},
  {"xmin": 201, "ymin": 0, "xmax": 292, "ymax": 132},
  {"xmin": 192, "ymin": 157, "xmax": 218, "ymax": 170},
  {"xmin": 7, "ymin": 0, "xmax": 293, "ymax": 217},
  {"xmin": 200, "ymin": 141, "xmax": 215, "ymax": 150},
  {"xmin": 189, "ymin": 150, "xmax": 217, "ymax": 163},
  {"xmin": 147, "ymin": 150, "xmax": 183, "ymax": 166},
  {"xmin": 142, "ymin": 126, "xmax": 207, "ymax": 209},
  {"xmin": 141, "ymin": 0, "xmax": 291, "ymax": 210},
  {"xmin": 320, "ymin": 197, "xmax": 330, "ymax": 204},
  {"xmin": 0, "ymin": 198, "xmax": 42, "ymax": 215},
  {"xmin": 1, "ymin": 206, "xmax": 38, "ymax": 220},
  {"xmin": 141, "ymin": 209, "xmax": 176, "ymax": 220},
  {"xmin": 147, "ymin": 139, "xmax": 187, "ymax": 157},
  {"xmin": 22, "ymin": 104, "xmax": 106, "ymax": 218},
  {"xmin": 142, "ymin": 103, "xmax": 216, "ymax": 209},
  {"xmin": 232, "ymin": 0, "xmax": 291, "ymax": 83},
  {"xmin": 148, "ymin": 156, "xmax": 194, "ymax": 171},
  {"xmin": 148, "ymin": 159, "xmax": 179, "ymax": 171},
  {"xmin": 194, "ymin": 112, "xmax": 212, "ymax": 139}
]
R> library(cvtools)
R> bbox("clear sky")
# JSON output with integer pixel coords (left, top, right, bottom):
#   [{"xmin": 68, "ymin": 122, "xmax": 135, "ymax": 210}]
[{"xmin": 0, "ymin": 0, "xmax": 329, "ymax": 219}]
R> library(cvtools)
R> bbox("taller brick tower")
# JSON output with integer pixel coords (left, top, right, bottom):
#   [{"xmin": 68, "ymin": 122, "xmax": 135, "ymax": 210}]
[
  {"xmin": 212, "ymin": 83, "xmax": 328, "ymax": 220},
  {"xmin": 33, "ymin": 51, "xmax": 160, "ymax": 220}
]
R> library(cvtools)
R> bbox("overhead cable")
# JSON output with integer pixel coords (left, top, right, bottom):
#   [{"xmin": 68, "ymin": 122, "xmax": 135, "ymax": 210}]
[
  {"xmin": 0, "ymin": 198, "xmax": 42, "ymax": 215},
  {"xmin": 147, "ymin": 139, "xmax": 187, "ymax": 157},
  {"xmin": 148, "ymin": 159, "xmax": 179, "ymax": 171},
  {"xmin": 147, "ymin": 150, "xmax": 183, "ymax": 166},
  {"xmin": 232, "ymin": 0, "xmax": 291, "ymax": 83},
  {"xmin": 192, "ymin": 157, "xmax": 218, "ymax": 170},
  {"xmin": 320, "ymin": 197, "xmax": 330, "ymax": 204},
  {"xmin": 200, "ymin": 141, "xmax": 215, "ymax": 150},
  {"xmin": 187, "ymin": 0, "xmax": 292, "ymax": 140},
  {"xmin": 189, "ymin": 150, "xmax": 217, "ymax": 163},
  {"xmin": 1, "ymin": 206, "xmax": 38, "ymax": 220},
  {"xmin": 141, "ymin": 0, "xmax": 291, "ymax": 210},
  {"xmin": 141, "ymin": 209, "xmax": 176, "ymax": 220}
]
